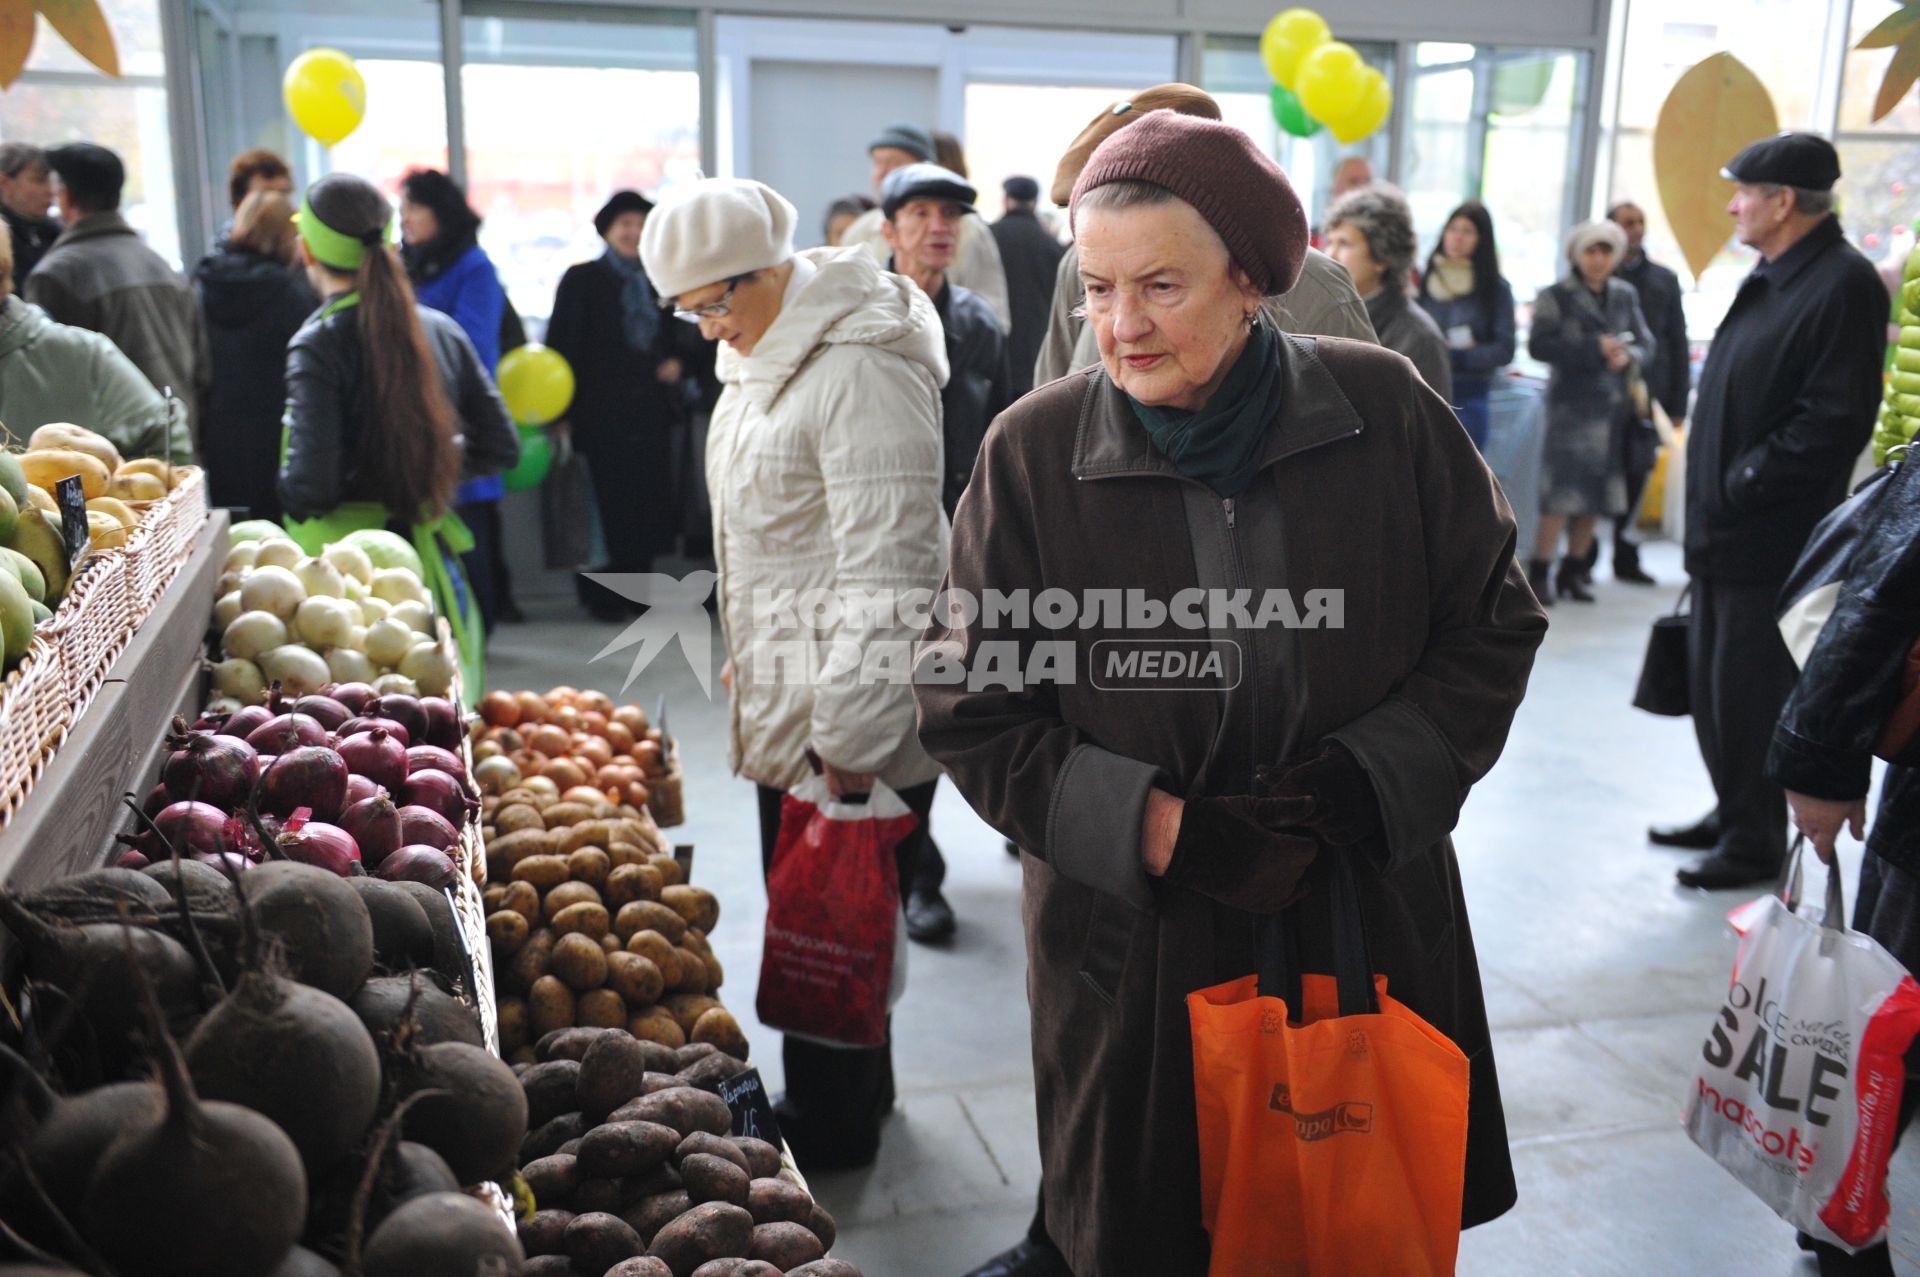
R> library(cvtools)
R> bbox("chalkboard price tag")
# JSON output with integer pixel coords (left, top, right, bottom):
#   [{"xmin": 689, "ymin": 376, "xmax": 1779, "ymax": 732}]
[
  {"xmin": 674, "ymin": 843, "xmax": 695, "ymax": 882},
  {"xmin": 54, "ymin": 476, "xmax": 88, "ymax": 568},
  {"xmin": 718, "ymin": 1067, "xmax": 784, "ymax": 1148}
]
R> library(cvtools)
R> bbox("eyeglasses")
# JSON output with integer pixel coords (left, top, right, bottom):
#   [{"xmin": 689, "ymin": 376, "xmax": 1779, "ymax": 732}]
[{"xmin": 673, "ymin": 275, "xmax": 747, "ymax": 323}]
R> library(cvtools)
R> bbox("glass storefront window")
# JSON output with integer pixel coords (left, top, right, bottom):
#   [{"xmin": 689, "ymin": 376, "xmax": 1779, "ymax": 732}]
[{"xmin": 963, "ymin": 83, "xmax": 1131, "ymax": 235}]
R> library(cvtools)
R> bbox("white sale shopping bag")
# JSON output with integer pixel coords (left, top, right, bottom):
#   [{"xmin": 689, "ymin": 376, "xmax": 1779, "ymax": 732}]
[{"xmin": 1686, "ymin": 841, "xmax": 1920, "ymax": 1252}]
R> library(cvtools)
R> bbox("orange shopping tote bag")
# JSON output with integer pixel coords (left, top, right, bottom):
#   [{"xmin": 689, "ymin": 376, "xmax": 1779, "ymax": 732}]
[{"xmin": 1187, "ymin": 855, "xmax": 1472, "ymax": 1276}]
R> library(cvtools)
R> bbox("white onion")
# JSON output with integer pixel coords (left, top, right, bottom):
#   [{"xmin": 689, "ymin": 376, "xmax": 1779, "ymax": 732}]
[
  {"xmin": 347, "ymin": 624, "xmax": 367, "ymax": 652},
  {"xmin": 217, "ymin": 569, "xmax": 249, "ymax": 597},
  {"xmin": 371, "ymin": 568, "xmax": 429, "ymax": 606},
  {"xmin": 222, "ymin": 543, "xmax": 259, "ymax": 574},
  {"xmin": 363, "ymin": 617, "xmax": 415, "ymax": 668},
  {"xmin": 293, "ymin": 556, "xmax": 345, "ymax": 599},
  {"xmin": 252, "ymin": 538, "xmax": 302, "ymax": 570},
  {"xmin": 211, "ymin": 657, "xmax": 266, "ymax": 703},
  {"xmin": 258, "ymin": 644, "xmax": 330, "ymax": 696},
  {"xmin": 238, "ymin": 565, "xmax": 305, "ymax": 620},
  {"xmin": 322, "ymin": 543, "xmax": 375, "ymax": 587},
  {"xmin": 398, "ymin": 638, "xmax": 456, "ymax": 696},
  {"xmin": 357, "ymin": 596, "xmax": 391, "ymax": 626},
  {"xmin": 211, "ymin": 590, "xmax": 244, "ymax": 630},
  {"xmin": 294, "ymin": 595, "xmax": 356, "ymax": 649},
  {"xmin": 372, "ymin": 672, "xmax": 419, "ymax": 697},
  {"xmin": 222, "ymin": 610, "xmax": 289, "ymax": 661},
  {"xmin": 390, "ymin": 600, "xmax": 436, "ymax": 634},
  {"xmin": 326, "ymin": 647, "xmax": 378, "ymax": 684},
  {"xmin": 204, "ymin": 695, "xmax": 244, "ymax": 717}
]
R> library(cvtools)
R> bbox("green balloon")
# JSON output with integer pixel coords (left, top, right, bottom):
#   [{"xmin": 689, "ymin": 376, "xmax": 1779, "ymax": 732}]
[
  {"xmin": 1271, "ymin": 83, "xmax": 1323, "ymax": 138},
  {"xmin": 502, "ymin": 429, "xmax": 551, "ymax": 492}
]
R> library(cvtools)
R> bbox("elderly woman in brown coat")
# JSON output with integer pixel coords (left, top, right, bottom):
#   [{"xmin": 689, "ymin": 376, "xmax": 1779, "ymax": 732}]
[{"xmin": 915, "ymin": 112, "xmax": 1547, "ymax": 1274}]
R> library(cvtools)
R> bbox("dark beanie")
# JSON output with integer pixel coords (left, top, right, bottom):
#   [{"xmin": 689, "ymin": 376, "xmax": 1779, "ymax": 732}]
[
  {"xmin": 869, "ymin": 125, "xmax": 934, "ymax": 162},
  {"xmin": 594, "ymin": 189, "xmax": 655, "ymax": 236},
  {"xmin": 1070, "ymin": 111, "xmax": 1308, "ymax": 296}
]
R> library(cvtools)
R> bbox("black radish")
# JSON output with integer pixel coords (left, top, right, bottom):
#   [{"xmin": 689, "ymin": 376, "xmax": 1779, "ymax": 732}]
[
  {"xmin": 349, "ymin": 972, "xmax": 483, "ymax": 1050},
  {"xmin": 397, "ymin": 1042, "xmax": 529, "ymax": 1185},
  {"xmin": 0, "ymin": 899, "xmax": 197, "ymax": 1051},
  {"xmin": 235, "ymin": 861, "xmax": 374, "ymax": 998},
  {"xmin": 388, "ymin": 879, "xmax": 464, "ymax": 980},
  {"xmin": 266, "ymin": 1246, "xmax": 341, "ymax": 1277},
  {"xmin": 345, "ymin": 877, "xmax": 434, "ymax": 970},
  {"xmin": 361, "ymin": 1191, "xmax": 525, "ymax": 1277},
  {"xmin": 20, "ymin": 868, "xmax": 170, "ymax": 923}
]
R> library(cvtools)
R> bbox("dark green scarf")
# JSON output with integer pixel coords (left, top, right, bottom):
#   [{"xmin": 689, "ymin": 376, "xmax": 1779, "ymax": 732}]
[{"xmin": 1126, "ymin": 320, "xmax": 1283, "ymax": 498}]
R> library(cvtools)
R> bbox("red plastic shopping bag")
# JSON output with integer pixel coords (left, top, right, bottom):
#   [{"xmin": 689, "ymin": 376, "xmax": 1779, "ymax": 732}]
[
  {"xmin": 1686, "ymin": 837, "xmax": 1920, "ymax": 1252},
  {"xmin": 756, "ymin": 774, "xmax": 918, "ymax": 1048}
]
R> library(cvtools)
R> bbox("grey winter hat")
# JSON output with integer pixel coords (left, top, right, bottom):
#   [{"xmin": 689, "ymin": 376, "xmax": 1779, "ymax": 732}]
[
  {"xmin": 869, "ymin": 125, "xmax": 934, "ymax": 162},
  {"xmin": 881, "ymin": 163, "xmax": 977, "ymax": 219}
]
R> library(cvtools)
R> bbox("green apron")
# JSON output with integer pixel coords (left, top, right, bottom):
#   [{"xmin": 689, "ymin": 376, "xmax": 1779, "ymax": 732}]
[{"xmin": 279, "ymin": 292, "xmax": 487, "ymax": 696}]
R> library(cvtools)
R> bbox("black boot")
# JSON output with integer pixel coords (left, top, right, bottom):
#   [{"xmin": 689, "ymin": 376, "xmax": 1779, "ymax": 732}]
[
  {"xmin": 1555, "ymin": 558, "xmax": 1595, "ymax": 602},
  {"xmin": 1526, "ymin": 558, "xmax": 1554, "ymax": 607},
  {"xmin": 1613, "ymin": 538, "xmax": 1656, "ymax": 584}
]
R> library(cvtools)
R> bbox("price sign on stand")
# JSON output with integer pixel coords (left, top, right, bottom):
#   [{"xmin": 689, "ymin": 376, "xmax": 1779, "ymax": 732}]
[
  {"xmin": 719, "ymin": 1067, "xmax": 784, "ymax": 1147},
  {"xmin": 54, "ymin": 476, "xmax": 88, "ymax": 568}
]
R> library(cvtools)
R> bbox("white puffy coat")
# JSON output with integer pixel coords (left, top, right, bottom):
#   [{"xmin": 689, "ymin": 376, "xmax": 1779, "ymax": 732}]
[{"xmin": 709, "ymin": 247, "xmax": 951, "ymax": 792}]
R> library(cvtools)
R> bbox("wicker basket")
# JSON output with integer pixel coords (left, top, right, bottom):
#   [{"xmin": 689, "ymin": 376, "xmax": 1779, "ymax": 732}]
[
  {"xmin": 121, "ymin": 467, "xmax": 208, "ymax": 617},
  {"xmin": 440, "ymin": 616, "xmax": 503, "ymax": 1059},
  {"xmin": 43, "ymin": 551, "xmax": 135, "ymax": 720},
  {"xmin": 0, "ymin": 635, "xmax": 72, "ymax": 823}
]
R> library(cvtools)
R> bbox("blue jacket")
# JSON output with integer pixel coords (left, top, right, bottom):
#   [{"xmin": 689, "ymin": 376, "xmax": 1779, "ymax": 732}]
[
  {"xmin": 1417, "ymin": 275, "xmax": 1516, "ymax": 403},
  {"xmin": 413, "ymin": 243, "xmax": 507, "ymax": 504}
]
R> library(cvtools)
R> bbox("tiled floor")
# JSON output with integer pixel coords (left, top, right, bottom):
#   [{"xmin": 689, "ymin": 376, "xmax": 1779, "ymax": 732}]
[{"xmin": 488, "ymin": 540, "xmax": 1918, "ymax": 1275}]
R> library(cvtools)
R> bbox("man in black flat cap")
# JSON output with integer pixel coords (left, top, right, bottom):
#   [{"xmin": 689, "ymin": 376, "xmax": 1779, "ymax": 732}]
[
  {"xmin": 990, "ymin": 175, "xmax": 1064, "ymax": 399},
  {"xmin": 1655, "ymin": 132, "xmax": 1888, "ymax": 889}
]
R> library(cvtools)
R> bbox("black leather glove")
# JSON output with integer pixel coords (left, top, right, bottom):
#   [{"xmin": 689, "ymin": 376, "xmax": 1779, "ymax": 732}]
[
  {"xmin": 1256, "ymin": 740, "xmax": 1383, "ymax": 848},
  {"xmin": 1162, "ymin": 794, "xmax": 1320, "ymax": 915}
]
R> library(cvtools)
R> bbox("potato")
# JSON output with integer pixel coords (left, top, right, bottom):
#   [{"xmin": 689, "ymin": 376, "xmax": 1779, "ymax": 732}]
[
  {"xmin": 502, "ymin": 879, "xmax": 543, "ymax": 924},
  {"xmin": 537, "ymin": 1026, "xmax": 620, "ymax": 1063},
  {"xmin": 553, "ymin": 901, "xmax": 612, "ymax": 942},
  {"xmin": 608, "ymin": 1259, "xmax": 676, "ymax": 1277},
  {"xmin": 518, "ymin": 1208, "xmax": 576, "ymax": 1257},
  {"xmin": 619, "ymin": 1189, "xmax": 691, "ymax": 1247},
  {"xmin": 522, "ymin": 1153, "xmax": 581, "ymax": 1209},
  {"xmin": 513, "ymin": 854, "xmax": 572, "ymax": 891},
  {"xmin": 646, "ymin": 1202, "xmax": 754, "ymax": 1277},
  {"xmin": 525, "ymin": 1257, "xmax": 577, "ymax": 1277},
  {"xmin": 680, "ymin": 927, "xmax": 712, "ymax": 957},
  {"xmin": 491, "ymin": 828, "xmax": 558, "ymax": 875},
  {"xmin": 530, "ymin": 974, "xmax": 577, "ymax": 1037},
  {"xmin": 575, "ymin": 1178, "xmax": 625, "ymax": 1214},
  {"xmin": 601, "ymin": 933, "xmax": 625, "ymax": 954},
  {"xmin": 611, "ymin": 1086, "xmax": 732, "ymax": 1140},
  {"xmin": 663, "ymin": 995, "xmax": 722, "ymax": 1038},
  {"xmin": 497, "ymin": 996, "xmax": 531, "ymax": 1055},
  {"xmin": 676, "ymin": 1132, "xmax": 749, "ymax": 1176},
  {"xmin": 628, "ymin": 1008, "xmax": 687, "ymax": 1049},
  {"xmin": 522, "ymin": 1111, "xmax": 589, "ymax": 1164},
  {"xmin": 565, "ymin": 847, "xmax": 612, "ymax": 891},
  {"xmin": 806, "ymin": 1205, "xmax": 836, "ymax": 1253},
  {"xmin": 577, "ymin": 988, "xmax": 629, "ymax": 1028},
  {"xmin": 578, "ymin": 1032, "xmax": 668, "ymax": 1120},
  {"xmin": 487, "ymin": 909, "xmax": 531, "ymax": 956},
  {"xmin": 552, "ymin": 931, "xmax": 610, "ymax": 991},
  {"xmin": 510, "ymin": 930, "xmax": 558, "ymax": 995},
  {"xmin": 691, "ymin": 1009, "xmax": 749, "ymax": 1061},
  {"xmin": 679, "ymin": 1152, "xmax": 749, "ymax": 1208},
  {"xmin": 674, "ymin": 1043, "xmax": 719, "ymax": 1070},
  {"xmin": 690, "ymin": 1262, "xmax": 781, "ymax": 1277},
  {"xmin": 543, "ymin": 801, "xmax": 598, "ymax": 829},
  {"xmin": 484, "ymin": 882, "xmax": 508, "ymax": 911},
  {"xmin": 501, "ymin": 787, "xmax": 552, "ymax": 809},
  {"xmin": 559, "ymin": 820, "xmax": 617, "ymax": 854},
  {"xmin": 607, "ymin": 951, "xmax": 667, "ymax": 1006},
  {"xmin": 496, "ymin": 804, "xmax": 547, "ymax": 835},
  {"xmin": 522, "ymin": 1059, "xmax": 585, "ymax": 1126},
  {"xmin": 748, "ymin": 1222, "xmax": 824, "ymax": 1271},
  {"xmin": 618, "ymin": 901, "xmax": 687, "ymax": 946},
  {"xmin": 677, "ymin": 1052, "xmax": 749, "ymax": 1093},
  {"xmin": 564, "ymin": 1211, "xmax": 647, "ymax": 1276},
  {"xmin": 605, "ymin": 862, "xmax": 663, "ymax": 908},
  {"xmin": 730, "ymin": 1139, "xmax": 782, "ymax": 1182},
  {"xmin": 669, "ymin": 948, "xmax": 710, "ymax": 995},
  {"xmin": 544, "ymin": 880, "xmax": 604, "ymax": 923},
  {"xmin": 745, "ymin": 1177, "xmax": 811, "ymax": 1227},
  {"xmin": 699, "ymin": 952, "xmax": 725, "ymax": 994},
  {"xmin": 785, "ymin": 1263, "xmax": 862, "ymax": 1277},
  {"xmin": 648, "ymin": 853, "xmax": 686, "ymax": 888},
  {"xmin": 577, "ymin": 1120, "xmax": 681, "ymax": 1178},
  {"xmin": 662, "ymin": 885, "xmax": 720, "ymax": 935},
  {"xmin": 608, "ymin": 841, "xmax": 654, "ymax": 868}
]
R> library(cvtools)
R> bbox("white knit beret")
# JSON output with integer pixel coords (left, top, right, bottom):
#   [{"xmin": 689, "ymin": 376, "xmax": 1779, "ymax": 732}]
[{"xmin": 640, "ymin": 177, "xmax": 798, "ymax": 301}]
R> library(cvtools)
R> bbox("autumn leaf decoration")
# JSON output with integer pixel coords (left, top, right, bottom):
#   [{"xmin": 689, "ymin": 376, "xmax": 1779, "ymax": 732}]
[
  {"xmin": 1861, "ymin": 2, "xmax": 1920, "ymax": 122},
  {"xmin": 0, "ymin": 0, "xmax": 120, "ymax": 89}
]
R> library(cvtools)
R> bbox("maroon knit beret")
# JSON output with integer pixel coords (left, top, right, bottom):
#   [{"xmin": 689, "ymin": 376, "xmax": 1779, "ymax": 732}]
[{"xmin": 1070, "ymin": 111, "xmax": 1309, "ymax": 296}]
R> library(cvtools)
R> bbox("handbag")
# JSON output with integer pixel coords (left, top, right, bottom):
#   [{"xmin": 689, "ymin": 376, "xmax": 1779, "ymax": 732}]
[
  {"xmin": 1632, "ymin": 584, "xmax": 1691, "ymax": 716},
  {"xmin": 1187, "ymin": 856, "xmax": 1470, "ymax": 1276},
  {"xmin": 1686, "ymin": 835, "xmax": 1920, "ymax": 1252}
]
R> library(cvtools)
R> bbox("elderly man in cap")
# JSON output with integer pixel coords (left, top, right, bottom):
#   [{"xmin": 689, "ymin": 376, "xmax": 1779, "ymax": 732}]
[
  {"xmin": 839, "ymin": 123, "xmax": 1012, "ymax": 332},
  {"xmin": 1032, "ymin": 84, "xmax": 1373, "ymax": 389},
  {"xmin": 991, "ymin": 175, "xmax": 1065, "ymax": 399},
  {"xmin": 1654, "ymin": 132, "xmax": 1887, "ymax": 889}
]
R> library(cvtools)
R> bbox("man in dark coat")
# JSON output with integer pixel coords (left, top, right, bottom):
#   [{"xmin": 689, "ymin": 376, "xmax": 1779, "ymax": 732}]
[
  {"xmin": 0, "ymin": 143, "xmax": 59, "ymax": 292},
  {"xmin": 1663, "ymin": 133, "xmax": 1887, "ymax": 889},
  {"xmin": 1607, "ymin": 200, "xmax": 1691, "ymax": 584},
  {"xmin": 989, "ymin": 176, "xmax": 1064, "ymax": 399},
  {"xmin": 881, "ymin": 161, "xmax": 1014, "ymax": 945}
]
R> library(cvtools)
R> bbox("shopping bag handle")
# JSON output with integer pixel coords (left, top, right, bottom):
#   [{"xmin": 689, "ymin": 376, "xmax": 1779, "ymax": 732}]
[
  {"xmin": 1257, "ymin": 853, "xmax": 1379, "ymax": 1020},
  {"xmin": 1667, "ymin": 583, "xmax": 1692, "ymax": 619},
  {"xmin": 1777, "ymin": 832, "xmax": 1846, "ymax": 932}
]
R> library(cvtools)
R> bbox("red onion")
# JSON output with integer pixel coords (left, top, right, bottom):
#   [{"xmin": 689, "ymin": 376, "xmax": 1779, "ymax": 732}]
[
  {"xmin": 375, "ymin": 845, "xmax": 456, "ymax": 890},
  {"xmin": 406, "ymin": 744, "xmax": 467, "ymax": 781},
  {"xmin": 277, "ymin": 821, "xmax": 361, "ymax": 875},
  {"xmin": 259, "ymin": 746, "xmax": 350, "ymax": 821},
  {"xmin": 147, "ymin": 800, "xmax": 240, "ymax": 858},
  {"xmin": 338, "ymin": 728, "xmax": 409, "ymax": 793},
  {"xmin": 339, "ymin": 792, "xmax": 403, "ymax": 867},
  {"xmin": 330, "ymin": 682, "xmax": 377, "ymax": 714},
  {"xmin": 162, "ymin": 733, "xmax": 259, "ymax": 810},
  {"xmin": 115, "ymin": 849, "xmax": 149, "ymax": 871},
  {"xmin": 221, "ymin": 704, "xmax": 274, "ymax": 739},
  {"xmin": 254, "ymin": 754, "xmax": 276, "ymax": 777},
  {"xmin": 420, "ymin": 697, "xmax": 463, "ymax": 750},
  {"xmin": 400, "ymin": 770, "xmax": 475, "ymax": 827},
  {"xmin": 337, "ymin": 716, "xmax": 410, "ymax": 747},
  {"xmin": 141, "ymin": 783, "xmax": 175, "ymax": 821},
  {"xmin": 368, "ymin": 694, "xmax": 426, "ymax": 745},
  {"xmin": 344, "ymin": 773, "xmax": 378, "ymax": 807},
  {"xmin": 291, "ymin": 695, "xmax": 352, "ymax": 732},
  {"xmin": 194, "ymin": 851, "xmax": 252, "ymax": 877},
  {"xmin": 396, "ymin": 805, "xmax": 459, "ymax": 852},
  {"xmin": 246, "ymin": 712, "xmax": 329, "ymax": 756}
]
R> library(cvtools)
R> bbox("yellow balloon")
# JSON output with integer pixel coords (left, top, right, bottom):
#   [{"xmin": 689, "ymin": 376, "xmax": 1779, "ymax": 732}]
[
  {"xmin": 283, "ymin": 48, "xmax": 367, "ymax": 149},
  {"xmin": 496, "ymin": 345, "xmax": 576, "ymax": 427},
  {"xmin": 1329, "ymin": 70, "xmax": 1393, "ymax": 144},
  {"xmin": 1296, "ymin": 41, "xmax": 1368, "ymax": 126},
  {"xmin": 1259, "ymin": 9, "xmax": 1331, "ymax": 91}
]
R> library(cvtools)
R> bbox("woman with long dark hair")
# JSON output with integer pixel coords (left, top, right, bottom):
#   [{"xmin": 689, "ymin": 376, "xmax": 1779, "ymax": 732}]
[
  {"xmin": 279, "ymin": 172, "xmax": 518, "ymax": 691},
  {"xmin": 1418, "ymin": 200, "xmax": 1516, "ymax": 451}
]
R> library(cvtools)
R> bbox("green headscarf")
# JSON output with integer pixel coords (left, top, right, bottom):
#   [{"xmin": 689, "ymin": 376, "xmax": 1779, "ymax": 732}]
[
  {"xmin": 1126, "ymin": 319, "xmax": 1284, "ymax": 499},
  {"xmin": 297, "ymin": 193, "xmax": 391, "ymax": 272}
]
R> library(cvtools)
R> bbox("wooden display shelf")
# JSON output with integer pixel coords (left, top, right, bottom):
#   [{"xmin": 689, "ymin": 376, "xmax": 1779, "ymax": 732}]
[{"xmin": 0, "ymin": 510, "xmax": 228, "ymax": 892}]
